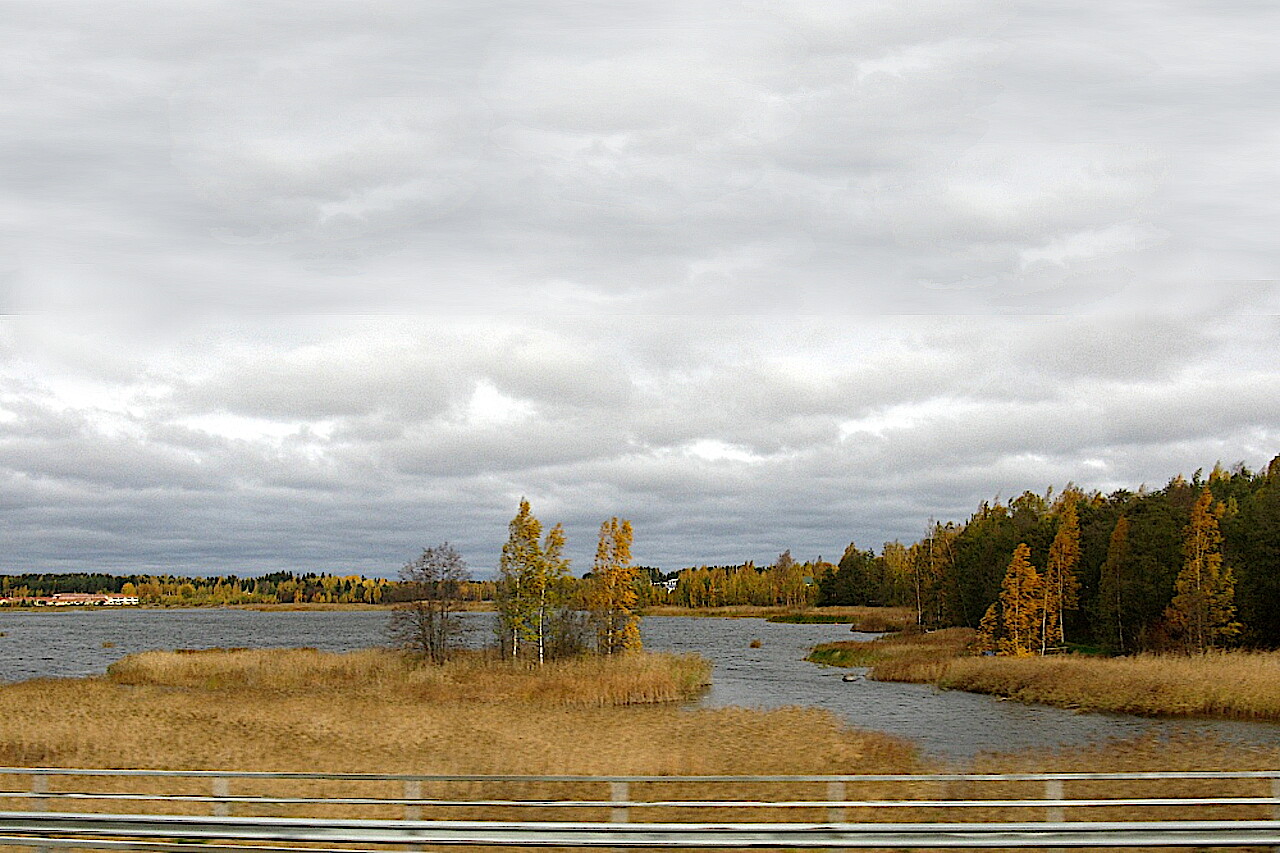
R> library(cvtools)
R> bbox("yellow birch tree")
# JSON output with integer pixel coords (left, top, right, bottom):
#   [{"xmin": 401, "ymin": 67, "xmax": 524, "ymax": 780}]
[
  {"xmin": 589, "ymin": 517, "xmax": 641, "ymax": 654},
  {"xmin": 498, "ymin": 498, "xmax": 542, "ymax": 659}
]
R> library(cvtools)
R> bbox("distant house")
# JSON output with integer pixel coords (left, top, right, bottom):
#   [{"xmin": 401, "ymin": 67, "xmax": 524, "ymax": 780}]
[
  {"xmin": 12, "ymin": 593, "xmax": 140, "ymax": 607},
  {"xmin": 653, "ymin": 578, "xmax": 678, "ymax": 593}
]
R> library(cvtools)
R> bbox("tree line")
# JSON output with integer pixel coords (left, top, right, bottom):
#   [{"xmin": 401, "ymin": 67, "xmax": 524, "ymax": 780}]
[
  {"xmin": 0, "ymin": 572, "xmax": 429, "ymax": 606},
  {"xmin": 813, "ymin": 456, "xmax": 1280, "ymax": 653}
]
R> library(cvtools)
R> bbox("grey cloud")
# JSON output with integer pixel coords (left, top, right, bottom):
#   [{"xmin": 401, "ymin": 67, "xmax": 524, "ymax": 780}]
[{"xmin": 2, "ymin": 0, "xmax": 1279, "ymax": 574}]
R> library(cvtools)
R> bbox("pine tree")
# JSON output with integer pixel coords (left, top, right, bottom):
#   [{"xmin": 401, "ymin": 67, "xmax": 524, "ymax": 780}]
[
  {"xmin": 1165, "ymin": 488, "xmax": 1241, "ymax": 652},
  {"xmin": 589, "ymin": 517, "xmax": 641, "ymax": 654},
  {"xmin": 1096, "ymin": 515, "xmax": 1132, "ymax": 653},
  {"xmin": 1040, "ymin": 501, "xmax": 1081, "ymax": 653}
]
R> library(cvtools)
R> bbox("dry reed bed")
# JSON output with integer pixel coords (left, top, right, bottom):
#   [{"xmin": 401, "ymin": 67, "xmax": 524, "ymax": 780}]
[
  {"xmin": 940, "ymin": 650, "xmax": 1280, "ymax": 720},
  {"xmin": 4, "ymin": 645, "xmax": 1279, "ymax": 834},
  {"xmin": 810, "ymin": 630, "xmax": 1280, "ymax": 721},
  {"xmin": 644, "ymin": 605, "xmax": 915, "ymax": 631},
  {"xmin": 0, "ymin": 646, "xmax": 921, "ymax": 825},
  {"xmin": 107, "ymin": 647, "xmax": 712, "ymax": 707}
]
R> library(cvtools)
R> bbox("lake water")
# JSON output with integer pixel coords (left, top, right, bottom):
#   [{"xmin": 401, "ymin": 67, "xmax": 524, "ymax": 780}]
[{"xmin": 2, "ymin": 608, "xmax": 1278, "ymax": 761}]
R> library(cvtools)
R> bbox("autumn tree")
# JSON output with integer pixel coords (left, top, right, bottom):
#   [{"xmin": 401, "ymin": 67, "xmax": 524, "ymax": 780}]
[
  {"xmin": 538, "ymin": 522, "xmax": 585, "ymax": 661},
  {"xmin": 388, "ymin": 542, "xmax": 470, "ymax": 662},
  {"xmin": 975, "ymin": 543, "xmax": 1042, "ymax": 656},
  {"xmin": 1165, "ymin": 488, "xmax": 1240, "ymax": 652},
  {"xmin": 497, "ymin": 499, "xmax": 581, "ymax": 663},
  {"xmin": 1039, "ymin": 500, "xmax": 1081, "ymax": 652},
  {"xmin": 588, "ymin": 517, "xmax": 641, "ymax": 654},
  {"xmin": 497, "ymin": 499, "xmax": 541, "ymax": 658}
]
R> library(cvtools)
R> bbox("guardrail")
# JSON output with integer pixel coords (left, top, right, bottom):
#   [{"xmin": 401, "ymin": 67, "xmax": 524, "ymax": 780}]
[
  {"xmin": 1, "ymin": 766, "xmax": 1278, "ymax": 849},
  {"xmin": 5, "ymin": 811, "xmax": 1280, "ymax": 849}
]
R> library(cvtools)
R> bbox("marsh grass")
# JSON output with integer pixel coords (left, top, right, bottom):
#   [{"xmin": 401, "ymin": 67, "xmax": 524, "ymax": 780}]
[
  {"xmin": 940, "ymin": 650, "xmax": 1280, "ymax": 720},
  {"xmin": 767, "ymin": 607, "xmax": 915, "ymax": 631},
  {"xmin": 3, "ymin": 643, "xmax": 1278, "ymax": 837},
  {"xmin": 807, "ymin": 628, "xmax": 975, "ymax": 682},
  {"xmin": 107, "ymin": 647, "xmax": 712, "ymax": 707},
  {"xmin": 810, "ymin": 630, "xmax": 1280, "ymax": 721},
  {"xmin": 646, "ymin": 605, "xmax": 914, "ymax": 631}
]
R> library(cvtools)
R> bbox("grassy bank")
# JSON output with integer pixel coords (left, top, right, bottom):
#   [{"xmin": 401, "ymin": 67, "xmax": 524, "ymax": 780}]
[
  {"xmin": 767, "ymin": 607, "xmax": 914, "ymax": 632},
  {"xmin": 809, "ymin": 631, "xmax": 1280, "ymax": 721},
  {"xmin": 3, "ymin": 646, "xmax": 1280, "ymax": 829},
  {"xmin": 107, "ymin": 647, "xmax": 711, "ymax": 707},
  {"xmin": 231, "ymin": 601, "xmax": 498, "ymax": 612},
  {"xmin": 939, "ymin": 651, "xmax": 1280, "ymax": 720},
  {"xmin": 0, "ymin": 647, "xmax": 917, "ymax": 777},
  {"xmin": 807, "ymin": 628, "xmax": 975, "ymax": 681},
  {"xmin": 645, "ymin": 605, "xmax": 914, "ymax": 631}
]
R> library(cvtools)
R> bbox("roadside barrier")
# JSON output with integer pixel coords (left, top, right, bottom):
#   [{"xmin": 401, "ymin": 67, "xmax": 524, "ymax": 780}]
[{"xmin": 2, "ymin": 766, "xmax": 1278, "ymax": 849}]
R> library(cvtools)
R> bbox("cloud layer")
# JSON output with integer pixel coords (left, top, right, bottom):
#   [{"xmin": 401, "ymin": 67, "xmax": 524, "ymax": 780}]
[
  {"xmin": 2, "ymin": 316, "xmax": 1277, "ymax": 575},
  {"xmin": 1, "ymin": 1, "xmax": 1278, "ymax": 574}
]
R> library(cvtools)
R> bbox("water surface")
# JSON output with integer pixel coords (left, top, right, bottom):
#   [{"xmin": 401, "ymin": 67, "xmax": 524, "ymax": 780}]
[{"xmin": 2, "ymin": 608, "xmax": 1277, "ymax": 761}]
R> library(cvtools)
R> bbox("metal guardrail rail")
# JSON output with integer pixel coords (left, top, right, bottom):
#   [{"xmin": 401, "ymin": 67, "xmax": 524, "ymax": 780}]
[
  {"xmin": 4, "ymin": 811, "xmax": 1280, "ymax": 849},
  {"xmin": 2, "ymin": 766, "xmax": 1279, "ymax": 849}
]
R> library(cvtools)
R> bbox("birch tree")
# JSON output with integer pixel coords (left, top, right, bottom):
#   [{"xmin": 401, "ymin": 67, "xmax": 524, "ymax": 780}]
[
  {"xmin": 589, "ymin": 517, "xmax": 641, "ymax": 654},
  {"xmin": 498, "ymin": 499, "xmax": 542, "ymax": 659}
]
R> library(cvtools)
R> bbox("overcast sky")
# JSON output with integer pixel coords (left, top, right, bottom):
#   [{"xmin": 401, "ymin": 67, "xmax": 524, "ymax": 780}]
[{"xmin": 2, "ymin": 1, "xmax": 1278, "ymax": 577}]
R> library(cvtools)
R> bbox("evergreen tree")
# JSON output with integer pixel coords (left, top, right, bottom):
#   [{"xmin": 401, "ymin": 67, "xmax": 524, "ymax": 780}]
[
  {"xmin": 1165, "ymin": 488, "xmax": 1240, "ymax": 651},
  {"xmin": 1040, "ymin": 500, "xmax": 1081, "ymax": 652},
  {"xmin": 1095, "ymin": 515, "xmax": 1132, "ymax": 653}
]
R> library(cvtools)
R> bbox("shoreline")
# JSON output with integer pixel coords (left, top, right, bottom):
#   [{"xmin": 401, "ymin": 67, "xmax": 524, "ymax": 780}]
[{"xmin": 808, "ymin": 631, "xmax": 1280, "ymax": 723}]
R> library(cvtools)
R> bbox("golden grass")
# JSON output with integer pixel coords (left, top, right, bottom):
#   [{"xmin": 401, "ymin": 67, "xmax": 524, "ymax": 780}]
[
  {"xmin": 940, "ymin": 650, "xmax": 1280, "ymax": 720},
  {"xmin": 231, "ymin": 601, "xmax": 497, "ymax": 612},
  {"xmin": 0, "ymin": 646, "xmax": 917, "ymax": 779},
  {"xmin": 642, "ymin": 605, "xmax": 795, "ymax": 617},
  {"xmin": 812, "ymin": 630, "xmax": 1280, "ymax": 721},
  {"xmin": 107, "ymin": 647, "xmax": 711, "ymax": 707},
  {"xmin": 3, "ymin": 645, "xmax": 1279, "ymax": 832},
  {"xmin": 807, "ymin": 628, "xmax": 975, "ymax": 683}
]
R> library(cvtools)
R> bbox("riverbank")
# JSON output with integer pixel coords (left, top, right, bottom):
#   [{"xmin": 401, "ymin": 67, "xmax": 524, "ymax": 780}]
[
  {"xmin": 643, "ymin": 605, "xmax": 913, "ymax": 631},
  {"xmin": 808, "ymin": 632, "xmax": 1280, "ymax": 721}
]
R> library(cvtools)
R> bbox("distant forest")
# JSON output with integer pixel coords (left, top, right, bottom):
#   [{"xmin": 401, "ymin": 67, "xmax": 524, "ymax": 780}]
[
  {"xmin": 675, "ymin": 456, "xmax": 1279, "ymax": 651},
  {"xmin": 0, "ymin": 572, "xmax": 498, "ymax": 607},
  {"xmin": 7, "ymin": 455, "xmax": 1278, "ymax": 650},
  {"xmin": 836, "ymin": 457, "xmax": 1280, "ymax": 650}
]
